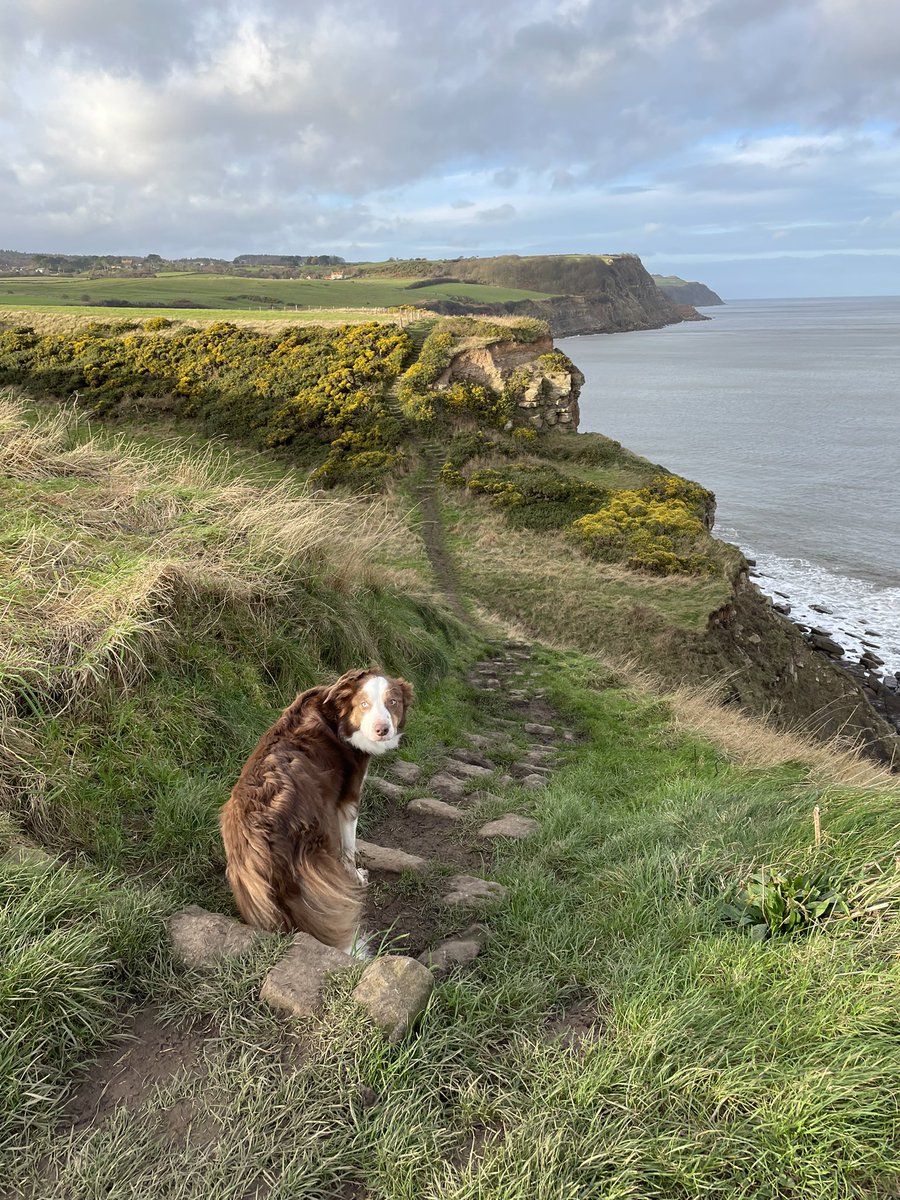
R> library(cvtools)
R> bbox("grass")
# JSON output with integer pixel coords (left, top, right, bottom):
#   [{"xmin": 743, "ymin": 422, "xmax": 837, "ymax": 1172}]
[
  {"xmin": 4, "ymin": 647, "xmax": 898, "ymax": 1196},
  {"xmin": 0, "ymin": 395, "xmax": 468, "ymax": 1151},
  {"xmin": 0, "ymin": 272, "xmax": 553, "ymax": 315},
  {"xmin": 3, "ymin": 330, "xmax": 899, "ymax": 1194}
]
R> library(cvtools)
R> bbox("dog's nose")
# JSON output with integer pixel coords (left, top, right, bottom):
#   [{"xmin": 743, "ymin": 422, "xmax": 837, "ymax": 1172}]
[{"xmin": 373, "ymin": 721, "xmax": 391, "ymax": 738}]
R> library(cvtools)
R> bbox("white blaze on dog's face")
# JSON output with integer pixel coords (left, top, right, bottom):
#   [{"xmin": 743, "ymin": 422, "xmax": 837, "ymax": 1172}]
[{"xmin": 346, "ymin": 674, "xmax": 411, "ymax": 755}]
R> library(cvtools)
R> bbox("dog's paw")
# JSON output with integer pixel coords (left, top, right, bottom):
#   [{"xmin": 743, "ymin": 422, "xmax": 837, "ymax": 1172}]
[{"xmin": 356, "ymin": 867, "xmax": 370, "ymax": 885}]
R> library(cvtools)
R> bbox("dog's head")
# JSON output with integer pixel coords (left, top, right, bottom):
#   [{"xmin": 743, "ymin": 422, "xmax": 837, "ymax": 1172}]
[{"xmin": 324, "ymin": 668, "xmax": 413, "ymax": 755}]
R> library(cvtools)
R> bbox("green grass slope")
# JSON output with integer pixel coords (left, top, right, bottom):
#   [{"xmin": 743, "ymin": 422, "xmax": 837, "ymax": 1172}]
[
  {"xmin": 2, "ymin": 320, "xmax": 898, "ymax": 1195},
  {"xmin": 0, "ymin": 272, "xmax": 553, "ymax": 317},
  {"xmin": 0, "ymin": 396, "xmax": 463, "ymax": 1148}
]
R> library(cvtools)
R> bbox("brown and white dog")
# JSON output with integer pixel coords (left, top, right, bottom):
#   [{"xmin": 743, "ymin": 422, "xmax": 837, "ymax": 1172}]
[{"xmin": 220, "ymin": 668, "xmax": 413, "ymax": 954}]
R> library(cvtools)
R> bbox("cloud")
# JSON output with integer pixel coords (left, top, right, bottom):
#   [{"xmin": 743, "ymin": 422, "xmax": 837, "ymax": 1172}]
[{"xmin": 0, "ymin": 0, "xmax": 898, "ymax": 293}]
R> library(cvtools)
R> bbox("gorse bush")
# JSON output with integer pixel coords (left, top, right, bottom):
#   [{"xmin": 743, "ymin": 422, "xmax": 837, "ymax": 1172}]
[
  {"xmin": 570, "ymin": 476, "xmax": 717, "ymax": 575},
  {"xmin": 0, "ymin": 321, "xmax": 413, "ymax": 485},
  {"xmin": 465, "ymin": 464, "xmax": 609, "ymax": 530}
]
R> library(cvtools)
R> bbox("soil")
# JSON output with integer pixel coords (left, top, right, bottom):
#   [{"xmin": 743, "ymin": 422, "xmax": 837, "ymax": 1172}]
[{"xmin": 62, "ymin": 1005, "xmax": 214, "ymax": 1133}]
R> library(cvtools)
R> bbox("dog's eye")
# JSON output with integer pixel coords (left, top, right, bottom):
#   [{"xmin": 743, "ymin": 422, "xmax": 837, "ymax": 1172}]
[
  {"xmin": 387, "ymin": 698, "xmax": 398, "ymax": 707},
  {"xmin": 360, "ymin": 700, "xmax": 370, "ymax": 709}
]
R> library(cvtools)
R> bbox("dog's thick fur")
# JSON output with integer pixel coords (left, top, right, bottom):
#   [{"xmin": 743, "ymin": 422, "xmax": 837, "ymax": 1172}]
[{"xmin": 220, "ymin": 668, "xmax": 412, "ymax": 952}]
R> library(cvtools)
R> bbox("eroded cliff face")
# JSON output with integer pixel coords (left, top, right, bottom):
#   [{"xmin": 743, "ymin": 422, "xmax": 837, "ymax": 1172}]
[
  {"xmin": 437, "ymin": 338, "xmax": 584, "ymax": 431},
  {"xmin": 702, "ymin": 570, "xmax": 900, "ymax": 764},
  {"xmin": 418, "ymin": 254, "xmax": 695, "ymax": 336}
]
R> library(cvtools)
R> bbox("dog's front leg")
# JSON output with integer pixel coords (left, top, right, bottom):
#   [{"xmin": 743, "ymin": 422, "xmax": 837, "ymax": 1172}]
[{"xmin": 339, "ymin": 806, "xmax": 367, "ymax": 884}]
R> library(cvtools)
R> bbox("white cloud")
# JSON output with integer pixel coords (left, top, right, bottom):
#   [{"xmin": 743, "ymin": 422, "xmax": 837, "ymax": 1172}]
[{"xmin": 0, "ymin": 0, "xmax": 898, "ymax": 295}]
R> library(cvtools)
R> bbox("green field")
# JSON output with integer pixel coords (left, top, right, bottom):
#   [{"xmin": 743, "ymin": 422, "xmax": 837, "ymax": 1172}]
[{"xmin": 0, "ymin": 272, "xmax": 554, "ymax": 316}]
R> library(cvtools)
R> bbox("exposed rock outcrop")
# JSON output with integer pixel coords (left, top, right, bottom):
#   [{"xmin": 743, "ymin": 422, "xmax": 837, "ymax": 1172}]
[
  {"xmin": 652, "ymin": 277, "xmax": 725, "ymax": 306},
  {"xmin": 437, "ymin": 338, "xmax": 583, "ymax": 432}
]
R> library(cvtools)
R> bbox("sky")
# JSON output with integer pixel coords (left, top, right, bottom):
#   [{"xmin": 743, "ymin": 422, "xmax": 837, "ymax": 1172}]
[{"xmin": 1, "ymin": 0, "xmax": 899, "ymax": 298}]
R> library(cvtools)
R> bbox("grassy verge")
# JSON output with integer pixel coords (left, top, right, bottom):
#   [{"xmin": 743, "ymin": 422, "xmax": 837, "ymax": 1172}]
[
  {"xmin": 0, "ymin": 396, "xmax": 468, "ymax": 1150},
  {"xmin": 5, "ymin": 647, "xmax": 898, "ymax": 1197}
]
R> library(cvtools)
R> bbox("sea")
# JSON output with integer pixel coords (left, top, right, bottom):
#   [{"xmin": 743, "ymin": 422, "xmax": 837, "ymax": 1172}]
[{"xmin": 562, "ymin": 297, "xmax": 900, "ymax": 679}]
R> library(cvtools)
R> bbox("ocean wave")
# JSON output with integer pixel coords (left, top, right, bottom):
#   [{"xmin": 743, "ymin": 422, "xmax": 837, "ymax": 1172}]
[{"xmin": 718, "ymin": 526, "xmax": 900, "ymax": 678}]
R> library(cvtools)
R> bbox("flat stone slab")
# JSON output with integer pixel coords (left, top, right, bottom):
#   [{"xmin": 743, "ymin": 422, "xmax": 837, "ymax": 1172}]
[
  {"xmin": 522, "ymin": 774, "xmax": 549, "ymax": 790},
  {"xmin": 441, "ymin": 874, "xmax": 508, "ymax": 908},
  {"xmin": 168, "ymin": 905, "xmax": 265, "ymax": 971},
  {"xmin": 352, "ymin": 955, "xmax": 435, "ymax": 1041},
  {"xmin": 390, "ymin": 760, "xmax": 422, "ymax": 785},
  {"xmin": 510, "ymin": 762, "xmax": 551, "ymax": 778},
  {"xmin": 428, "ymin": 771, "xmax": 466, "ymax": 801},
  {"xmin": 448, "ymin": 748, "xmax": 497, "ymax": 769},
  {"xmin": 418, "ymin": 935, "xmax": 482, "ymax": 975},
  {"xmin": 3, "ymin": 844, "xmax": 55, "ymax": 869},
  {"xmin": 444, "ymin": 759, "xmax": 493, "ymax": 779},
  {"xmin": 524, "ymin": 722, "xmax": 556, "ymax": 737},
  {"xmin": 407, "ymin": 797, "xmax": 465, "ymax": 821},
  {"xmin": 525, "ymin": 747, "xmax": 557, "ymax": 763},
  {"xmin": 356, "ymin": 840, "xmax": 428, "ymax": 874},
  {"xmin": 478, "ymin": 814, "xmax": 541, "ymax": 841},
  {"xmin": 260, "ymin": 933, "xmax": 355, "ymax": 1017},
  {"xmin": 468, "ymin": 789, "xmax": 506, "ymax": 806},
  {"xmin": 366, "ymin": 777, "xmax": 405, "ymax": 802}
]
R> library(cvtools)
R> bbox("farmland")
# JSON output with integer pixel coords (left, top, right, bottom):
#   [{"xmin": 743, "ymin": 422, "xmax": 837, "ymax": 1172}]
[{"xmin": 0, "ymin": 271, "xmax": 554, "ymax": 321}]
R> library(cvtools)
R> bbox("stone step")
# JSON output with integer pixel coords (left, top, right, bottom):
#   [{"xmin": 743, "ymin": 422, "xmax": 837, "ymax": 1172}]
[
  {"xmin": 356, "ymin": 840, "xmax": 428, "ymax": 874},
  {"xmin": 260, "ymin": 933, "xmax": 356, "ymax": 1017},
  {"xmin": 448, "ymin": 747, "xmax": 497, "ymax": 770},
  {"xmin": 407, "ymin": 797, "xmax": 465, "ymax": 821},
  {"xmin": 353, "ymin": 956, "xmax": 435, "ymax": 1041},
  {"xmin": 168, "ymin": 905, "xmax": 266, "ymax": 970},
  {"xmin": 443, "ymin": 758, "xmax": 494, "ymax": 780},
  {"xmin": 478, "ymin": 814, "xmax": 541, "ymax": 841},
  {"xmin": 509, "ymin": 762, "xmax": 552, "ymax": 778},
  {"xmin": 428, "ymin": 771, "xmax": 466, "ymax": 801},
  {"xmin": 390, "ymin": 760, "xmax": 422, "ymax": 785},
  {"xmin": 521, "ymin": 774, "xmax": 549, "ymax": 790},
  {"xmin": 418, "ymin": 927, "xmax": 484, "ymax": 975},
  {"xmin": 441, "ymin": 874, "xmax": 508, "ymax": 907},
  {"xmin": 524, "ymin": 722, "xmax": 556, "ymax": 738},
  {"xmin": 366, "ymin": 777, "xmax": 405, "ymax": 802}
]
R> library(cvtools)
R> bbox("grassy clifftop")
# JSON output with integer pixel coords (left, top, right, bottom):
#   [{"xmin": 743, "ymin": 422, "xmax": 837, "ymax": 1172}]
[{"xmin": 2, "ymin": 317, "xmax": 899, "ymax": 1195}]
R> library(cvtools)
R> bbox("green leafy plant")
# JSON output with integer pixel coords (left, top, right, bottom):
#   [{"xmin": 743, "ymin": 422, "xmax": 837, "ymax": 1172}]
[{"xmin": 723, "ymin": 867, "xmax": 852, "ymax": 940}]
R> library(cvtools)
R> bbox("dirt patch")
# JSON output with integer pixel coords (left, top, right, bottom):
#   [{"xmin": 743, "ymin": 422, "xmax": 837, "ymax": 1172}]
[
  {"xmin": 62, "ymin": 1005, "xmax": 215, "ymax": 1132},
  {"xmin": 361, "ymin": 801, "xmax": 491, "ymax": 957},
  {"xmin": 544, "ymin": 1001, "xmax": 606, "ymax": 1055},
  {"xmin": 363, "ymin": 809, "xmax": 486, "ymax": 872}
]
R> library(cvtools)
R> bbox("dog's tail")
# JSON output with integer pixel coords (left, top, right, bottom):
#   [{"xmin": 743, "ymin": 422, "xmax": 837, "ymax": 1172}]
[
  {"xmin": 283, "ymin": 848, "xmax": 364, "ymax": 953},
  {"xmin": 220, "ymin": 802, "xmax": 286, "ymax": 932},
  {"xmin": 220, "ymin": 804, "xmax": 363, "ymax": 951}
]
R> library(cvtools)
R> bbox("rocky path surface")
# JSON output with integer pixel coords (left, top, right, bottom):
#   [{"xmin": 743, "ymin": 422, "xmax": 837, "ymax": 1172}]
[{"xmin": 164, "ymin": 639, "xmax": 574, "ymax": 1037}]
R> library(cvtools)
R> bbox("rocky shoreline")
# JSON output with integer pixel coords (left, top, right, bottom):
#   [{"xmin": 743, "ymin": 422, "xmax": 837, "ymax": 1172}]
[{"xmin": 747, "ymin": 560, "xmax": 900, "ymax": 736}]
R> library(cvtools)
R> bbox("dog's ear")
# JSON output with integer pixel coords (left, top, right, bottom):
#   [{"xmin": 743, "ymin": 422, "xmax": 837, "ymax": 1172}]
[{"xmin": 324, "ymin": 668, "xmax": 374, "ymax": 716}]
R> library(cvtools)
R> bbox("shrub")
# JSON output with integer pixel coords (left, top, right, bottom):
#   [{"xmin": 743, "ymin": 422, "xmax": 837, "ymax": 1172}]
[
  {"xmin": 466, "ymin": 464, "xmax": 609, "ymax": 530},
  {"xmin": 0, "ymin": 321, "xmax": 414, "ymax": 483},
  {"xmin": 570, "ymin": 484, "xmax": 716, "ymax": 575}
]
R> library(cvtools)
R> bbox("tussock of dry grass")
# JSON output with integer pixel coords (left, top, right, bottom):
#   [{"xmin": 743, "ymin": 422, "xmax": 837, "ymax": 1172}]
[
  {"xmin": 0, "ymin": 393, "xmax": 422, "ymax": 712},
  {"xmin": 633, "ymin": 671, "xmax": 900, "ymax": 790}
]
